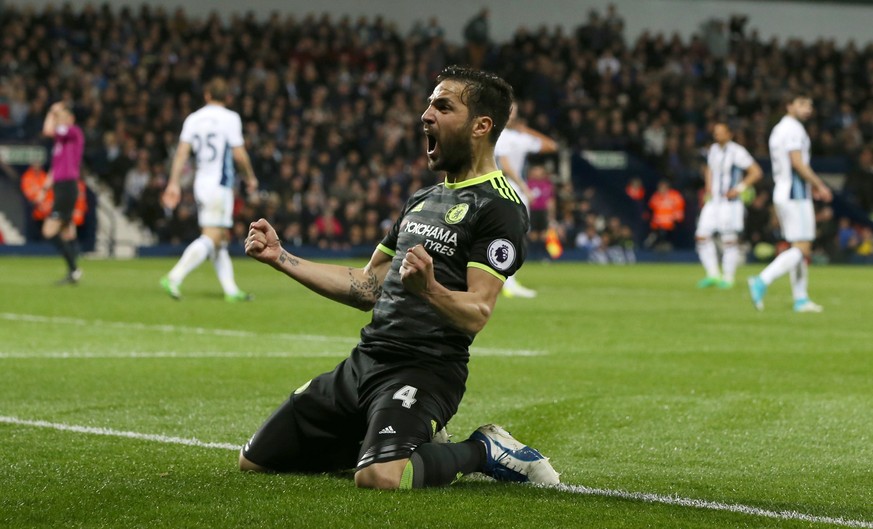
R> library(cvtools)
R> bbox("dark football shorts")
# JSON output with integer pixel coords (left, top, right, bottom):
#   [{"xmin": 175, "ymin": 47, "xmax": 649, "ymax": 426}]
[
  {"xmin": 530, "ymin": 209, "xmax": 549, "ymax": 232},
  {"xmin": 241, "ymin": 346, "xmax": 466, "ymax": 473},
  {"xmin": 50, "ymin": 180, "xmax": 79, "ymax": 222}
]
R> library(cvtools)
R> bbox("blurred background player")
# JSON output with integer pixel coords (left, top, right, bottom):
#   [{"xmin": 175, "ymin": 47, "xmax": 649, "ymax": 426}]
[
  {"xmin": 748, "ymin": 93, "xmax": 833, "ymax": 312},
  {"xmin": 41, "ymin": 102, "xmax": 85, "ymax": 285},
  {"xmin": 494, "ymin": 102, "xmax": 557, "ymax": 298},
  {"xmin": 695, "ymin": 122, "xmax": 762, "ymax": 289},
  {"xmin": 160, "ymin": 78, "xmax": 258, "ymax": 302}
]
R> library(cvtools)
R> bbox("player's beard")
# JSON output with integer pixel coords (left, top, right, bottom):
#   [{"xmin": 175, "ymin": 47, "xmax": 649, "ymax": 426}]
[{"xmin": 428, "ymin": 122, "xmax": 474, "ymax": 175}]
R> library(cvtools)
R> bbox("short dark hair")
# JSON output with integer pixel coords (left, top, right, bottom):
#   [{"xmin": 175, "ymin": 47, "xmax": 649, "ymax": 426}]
[
  {"xmin": 206, "ymin": 77, "xmax": 229, "ymax": 101},
  {"xmin": 436, "ymin": 65, "xmax": 513, "ymax": 144},
  {"xmin": 784, "ymin": 91, "xmax": 811, "ymax": 107}
]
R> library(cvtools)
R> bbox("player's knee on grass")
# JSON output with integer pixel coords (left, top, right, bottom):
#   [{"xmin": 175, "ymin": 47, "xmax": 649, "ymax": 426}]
[
  {"xmin": 354, "ymin": 459, "xmax": 408, "ymax": 489},
  {"xmin": 354, "ymin": 407, "xmax": 433, "ymax": 488},
  {"xmin": 239, "ymin": 451, "xmax": 271, "ymax": 472}
]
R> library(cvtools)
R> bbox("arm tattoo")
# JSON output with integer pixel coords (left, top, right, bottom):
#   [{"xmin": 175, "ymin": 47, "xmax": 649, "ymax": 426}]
[
  {"xmin": 348, "ymin": 267, "xmax": 382, "ymax": 310},
  {"xmin": 278, "ymin": 250, "xmax": 299, "ymax": 266}
]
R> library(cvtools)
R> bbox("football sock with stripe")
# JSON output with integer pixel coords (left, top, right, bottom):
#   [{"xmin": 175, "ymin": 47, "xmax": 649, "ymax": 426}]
[
  {"xmin": 400, "ymin": 441, "xmax": 485, "ymax": 489},
  {"xmin": 789, "ymin": 258, "xmax": 809, "ymax": 301}
]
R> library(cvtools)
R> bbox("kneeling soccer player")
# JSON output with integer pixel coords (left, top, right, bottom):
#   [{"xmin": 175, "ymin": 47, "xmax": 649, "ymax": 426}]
[{"xmin": 239, "ymin": 66, "xmax": 559, "ymax": 489}]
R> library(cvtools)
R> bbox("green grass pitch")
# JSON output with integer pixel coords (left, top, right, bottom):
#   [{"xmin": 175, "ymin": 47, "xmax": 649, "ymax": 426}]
[{"xmin": 1, "ymin": 256, "xmax": 871, "ymax": 528}]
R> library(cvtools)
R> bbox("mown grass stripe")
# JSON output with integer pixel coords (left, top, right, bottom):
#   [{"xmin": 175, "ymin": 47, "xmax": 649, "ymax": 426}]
[
  {"xmin": 3, "ymin": 415, "xmax": 870, "ymax": 528},
  {"xmin": 0, "ymin": 312, "xmax": 545, "ymax": 357}
]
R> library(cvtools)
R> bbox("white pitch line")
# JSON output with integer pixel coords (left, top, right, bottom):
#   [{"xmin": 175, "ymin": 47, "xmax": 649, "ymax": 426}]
[
  {"xmin": 0, "ymin": 351, "xmax": 346, "ymax": 359},
  {"xmin": 0, "ymin": 416, "xmax": 239, "ymax": 451},
  {"xmin": 0, "ymin": 349, "xmax": 543, "ymax": 359},
  {"xmin": 0, "ymin": 312, "xmax": 545, "ymax": 357},
  {"xmin": 0, "ymin": 312, "xmax": 345, "ymax": 343},
  {"xmin": 548, "ymin": 484, "xmax": 873, "ymax": 529},
  {"xmin": 2, "ymin": 415, "xmax": 870, "ymax": 528}
]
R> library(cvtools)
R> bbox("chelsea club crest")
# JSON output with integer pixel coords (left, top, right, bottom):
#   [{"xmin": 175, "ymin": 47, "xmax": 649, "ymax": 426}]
[{"xmin": 444, "ymin": 203, "xmax": 469, "ymax": 224}]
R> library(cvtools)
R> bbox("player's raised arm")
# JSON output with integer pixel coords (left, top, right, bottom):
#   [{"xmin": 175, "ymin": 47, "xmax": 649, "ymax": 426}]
[
  {"xmin": 245, "ymin": 218, "xmax": 391, "ymax": 311},
  {"xmin": 399, "ymin": 244, "xmax": 502, "ymax": 335},
  {"xmin": 42, "ymin": 103, "xmax": 62, "ymax": 138}
]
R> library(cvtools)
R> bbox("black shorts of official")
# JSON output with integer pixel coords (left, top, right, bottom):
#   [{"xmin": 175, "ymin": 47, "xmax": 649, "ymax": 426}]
[
  {"xmin": 50, "ymin": 180, "xmax": 79, "ymax": 223},
  {"xmin": 241, "ymin": 346, "xmax": 467, "ymax": 473},
  {"xmin": 530, "ymin": 209, "xmax": 549, "ymax": 232}
]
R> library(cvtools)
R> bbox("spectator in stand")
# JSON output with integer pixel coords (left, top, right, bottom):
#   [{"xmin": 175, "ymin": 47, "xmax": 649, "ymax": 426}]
[
  {"xmin": 645, "ymin": 179, "xmax": 685, "ymax": 250},
  {"xmin": 856, "ymin": 226, "xmax": 873, "ymax": 257},
  {"xmin": 813, "ymin": 205, "xmax": 837, "ymax": 262},
  {"xmin": 835, "ymin": 217, "xmax": 860, "ymax": 262},
  {"xmin": 137, "ymin": 172, "xmax": 169, "ymax": 236},
  {"xmin": 122, "ymin": 149, "xmax": 151, "ymax": 217},
  {"xmin": 5, "ymin": 3, "xmax": 873, "ymax": 262},
  {"xmin": 844, "ymin": 147, "xmax": 873, "ymax": 217},
  {"xmin": 463, "ymin": 8, "xmax": 490, "ymax": 69},
  {"xmin": 575, "ymin": 223, "xmax": 602, "ymax": 256},
  {"xmin": 625, "ymin": 177, "xmax": 646, "ymax": 204}
]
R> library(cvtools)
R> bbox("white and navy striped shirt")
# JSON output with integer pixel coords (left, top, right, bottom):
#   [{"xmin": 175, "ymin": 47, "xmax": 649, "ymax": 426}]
[
  {"xmin": 706, "ymin": 140, "xmax": 754, "ymax": 203},
  {"xmin": 769, "ymin": 115, "xmax": 811, "ymax": 202}
]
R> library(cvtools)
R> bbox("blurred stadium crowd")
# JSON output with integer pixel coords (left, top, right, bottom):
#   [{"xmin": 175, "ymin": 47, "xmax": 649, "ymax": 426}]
[{"xmin": 1, "ymin": 3, "xmax": 873, "ymax": 260}]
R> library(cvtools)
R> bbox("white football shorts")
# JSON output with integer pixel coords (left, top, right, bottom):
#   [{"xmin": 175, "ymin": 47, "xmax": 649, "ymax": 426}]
[
  {"xmin": 195, "ymin": 185, "xmax": 234, "ymax": 228},
  {"xmin": 695, "ymin": 201, "xmax": 744, "ymax": 237},
  {"xmin": 774, "ymin": 199, "xmax": 815, "ymax": 242}
]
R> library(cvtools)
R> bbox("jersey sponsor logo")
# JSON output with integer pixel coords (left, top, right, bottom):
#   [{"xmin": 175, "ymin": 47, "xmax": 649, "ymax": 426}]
[
  {"xmin": 444, "ymin": 203, "xmax": 469, "ymax": 224},
  {"xmin": 378, "ymin": 426, "xmax": 397, "ymax": 435},
  {"xmin": 404, "ymin": 221, "xmax": 458, "ymax": 244},
  {"xmin": 487, "ymin": 239, "xmax": 516, "ymax": 271},
  {"xmin": 403, "ymin": 220, "xmax": 459, "ymax": 255}
]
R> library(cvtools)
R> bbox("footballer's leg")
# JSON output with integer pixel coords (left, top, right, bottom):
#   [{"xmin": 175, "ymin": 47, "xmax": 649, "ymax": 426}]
[
  {"xmin": 355, "ymin": 373, "xmax": 483, "ymax": 490},
  {"xmin": 719, "ymin": 231, "xmax": 740, "ymax": 288},
  {"xmin": 240, "ymin": 359, "xmax": 364, "ymax": 473},
  {"xmin": 695, "ymin": 205, "xmax": 720, "ymax": 287},
  {"xmin": 354, "ymin": 406, "xmax": 485, "ymax": 489}
]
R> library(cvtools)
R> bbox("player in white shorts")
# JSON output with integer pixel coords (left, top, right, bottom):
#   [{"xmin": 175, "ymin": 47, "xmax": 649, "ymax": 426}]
[
  {"xmin": 747, "ymin": 93, "xmax": 832, "ymax": 312},
  {"xmin": 160, "ymin": 77, "xmax": 259, "ymax": 301},
  {"xmin": 695, "ymin": 122, "xmax": 762, "ymax": 289},
  {"xmin": 494, "ymin": 103, "xmax": 557, "ymax": 298}
]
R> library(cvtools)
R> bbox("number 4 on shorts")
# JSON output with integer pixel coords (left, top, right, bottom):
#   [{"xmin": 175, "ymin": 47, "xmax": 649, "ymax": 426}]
[{"xmin": 393, "ymin": 385, "xmax": 418, "ymax": 409}]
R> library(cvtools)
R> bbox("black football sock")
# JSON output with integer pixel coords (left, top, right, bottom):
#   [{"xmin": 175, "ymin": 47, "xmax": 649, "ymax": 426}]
[
  {"xmin": 50, "ymin": 235, "xmax": 76, "ymax": 273},
  {"xmin": 67, "ymin": 238, "xmax": 80, "ymax": 270},
  {"xmin": 400, "ymin": 440, "xmax": 486, "ymax": 489}
]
